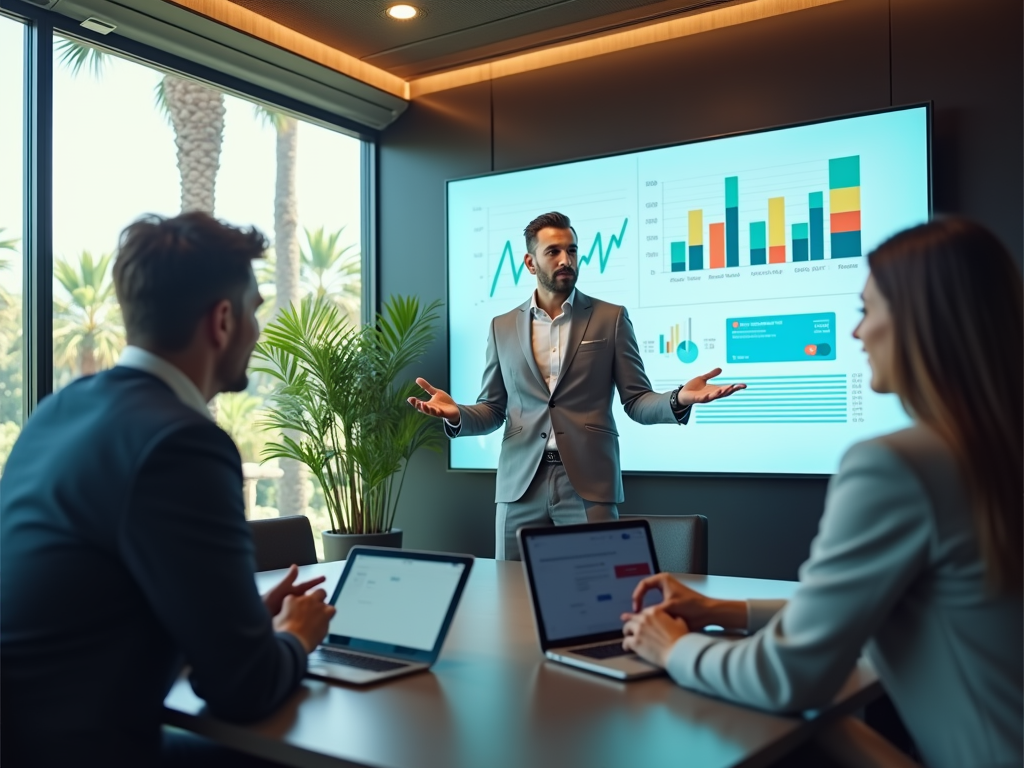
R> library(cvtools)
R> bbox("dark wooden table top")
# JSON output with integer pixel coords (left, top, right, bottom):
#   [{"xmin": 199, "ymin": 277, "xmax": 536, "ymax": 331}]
[{"xmin": 164, "ymin": 559, "xmax": 880, "ymax": 768}]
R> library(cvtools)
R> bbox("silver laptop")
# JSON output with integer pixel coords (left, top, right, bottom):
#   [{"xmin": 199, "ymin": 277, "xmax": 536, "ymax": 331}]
[
  {"xmin": 306, "ymin": 546, "xmax": 473, "ymax": 685},
  {"xmin": 518, "ymin": 520, "xmax": 665, "ymax": 681}
]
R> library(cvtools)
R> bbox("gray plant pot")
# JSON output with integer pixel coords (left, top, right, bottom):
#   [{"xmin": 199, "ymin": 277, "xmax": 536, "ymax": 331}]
[{"xmin": 321, "ymin": 528, "xmax": 403, "ymax": 562}]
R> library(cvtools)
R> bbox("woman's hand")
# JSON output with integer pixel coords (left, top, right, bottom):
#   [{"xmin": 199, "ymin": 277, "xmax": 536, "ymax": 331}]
[
  {"xmin": 621, "ymin": 607, "xmax": 691, "ymax": 667},
  {"xmin": 629, "ymin": 573, "xmax": 748, "ymax": 631}
]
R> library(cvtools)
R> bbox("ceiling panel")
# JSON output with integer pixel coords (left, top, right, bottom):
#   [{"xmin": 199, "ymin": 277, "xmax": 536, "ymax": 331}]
[{"xmin": 227, "ymin": 0, "xmax": 730, "ymax": 77}]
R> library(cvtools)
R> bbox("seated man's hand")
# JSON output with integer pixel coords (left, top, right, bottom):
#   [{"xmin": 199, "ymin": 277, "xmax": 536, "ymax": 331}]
[
  {"xmin": 621, "ymin": 607, "xmax": 690, "ymax": 667},
  {"xmin": 273, "ymin": 588, "xmax": 336, "ymax": 654},
  {"xmin": 628, "ymin": 573, "xmax": 747, "ymax": 631},
  {"xmin": 262, "ymin": 564, "xmax": 327, "ymax": 618}
]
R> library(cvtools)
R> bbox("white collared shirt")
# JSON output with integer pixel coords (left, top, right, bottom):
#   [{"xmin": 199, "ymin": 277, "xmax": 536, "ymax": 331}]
[
  {"xmin": 530, "ymin": 289, "xmax": 575, "ymax": 450},
  {"xmin": 445, "ymin": 290, "xmax": 576, "ymax": 449},
  {"xmin": 117, "ymin": 346, "xmax": 212, "ymax": 419}
]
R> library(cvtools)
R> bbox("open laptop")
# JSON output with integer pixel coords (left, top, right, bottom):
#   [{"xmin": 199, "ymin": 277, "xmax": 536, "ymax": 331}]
[
  {"xmin": 518, "ymin": 520, "xmax": 665, "ymax": 680},
  {"xmin": 306, "ymin": 546, "xmax": 473, "ymax": 685}
]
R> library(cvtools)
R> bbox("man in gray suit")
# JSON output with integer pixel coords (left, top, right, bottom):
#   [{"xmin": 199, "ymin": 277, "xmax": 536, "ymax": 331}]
[{"xmin": 410, "ymin": 212, "xmax": 744, "ymax": 559}]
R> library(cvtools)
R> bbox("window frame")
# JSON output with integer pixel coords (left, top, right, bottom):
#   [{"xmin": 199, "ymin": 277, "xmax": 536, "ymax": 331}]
[{"xmin": 1, "ymin": 0, "xmax": 378, "ymax": 418}]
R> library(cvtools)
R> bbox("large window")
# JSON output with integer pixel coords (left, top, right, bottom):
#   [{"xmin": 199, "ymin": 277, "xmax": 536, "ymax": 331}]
[
  {"xmin": 0, "ymin": 16, "xmax": 25, "ymax": 472},
  {"xmin": 1, "ymin": 18, "xmax": 367, "ymax": 557}
]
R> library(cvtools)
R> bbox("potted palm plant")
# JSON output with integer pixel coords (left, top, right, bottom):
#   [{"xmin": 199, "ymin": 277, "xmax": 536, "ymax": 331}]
[{"xmin": 254, "ymin": 294, "xmax": 443, "ymax": 561}]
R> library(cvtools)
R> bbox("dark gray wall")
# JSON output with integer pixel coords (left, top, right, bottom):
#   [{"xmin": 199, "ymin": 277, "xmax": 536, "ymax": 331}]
[{"xmin": 378, "ymin": 0, "xmax": 1023, "ymax": 579}]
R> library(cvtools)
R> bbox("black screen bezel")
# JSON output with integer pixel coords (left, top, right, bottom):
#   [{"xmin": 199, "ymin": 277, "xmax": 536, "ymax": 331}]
[
  {"xmin": 325, "ymin": 546, "xmax": 475, "ymax": 664},
  {"xmin": 518, "ymin": 519, "xmax": 661, "ymax": 651}
]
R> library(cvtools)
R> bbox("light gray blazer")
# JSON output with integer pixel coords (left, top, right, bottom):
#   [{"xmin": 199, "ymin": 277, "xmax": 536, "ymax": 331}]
[
  {"xmin": 448, "ymin": 291, "xmax": 680, "ymax": 504},
  {"xmin": 666, "ymin": 426, "xmax": 1023, "ymax": 768}
]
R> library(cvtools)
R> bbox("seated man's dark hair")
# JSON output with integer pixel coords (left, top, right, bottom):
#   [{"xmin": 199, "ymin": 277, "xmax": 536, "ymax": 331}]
[
  {"xmin": 113, "ymin": 212, "xmax": 267, "ymax": 351},
  {"xmin": 524, "ymin": 212, "xmax": 577, "ymax": 254}
]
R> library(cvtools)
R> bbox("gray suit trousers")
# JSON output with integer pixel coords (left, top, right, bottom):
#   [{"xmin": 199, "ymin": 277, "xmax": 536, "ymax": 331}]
[{"xmin": 496, "ymin": 462, "xmax": 618, "ymax": 560}]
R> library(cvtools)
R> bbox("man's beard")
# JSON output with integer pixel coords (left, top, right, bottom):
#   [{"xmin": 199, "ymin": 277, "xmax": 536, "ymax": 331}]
[
  {"xmin": 538, "ymin": 267, "xmax": 576, "ymax": 294},
  {"xmin": 215, "ymin": 348, "xmax": 251, "ymax": 394},
  {"xmin": 224, "ymin": 371, "xmax": 249, "ymax": 393}
]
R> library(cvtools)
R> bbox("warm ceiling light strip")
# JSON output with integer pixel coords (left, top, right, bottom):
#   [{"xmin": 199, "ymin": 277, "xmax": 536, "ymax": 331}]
[
  {"xmin": 165, "ymin": 0, "xmax": 410, "ymax": 99},
  {"xmin": 409, "ymin": 0, "xmax": 844, "ymax": 98}
]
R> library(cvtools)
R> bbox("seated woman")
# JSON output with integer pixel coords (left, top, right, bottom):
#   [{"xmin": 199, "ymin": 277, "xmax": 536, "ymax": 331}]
[{"xmin": 621, "ymin": 218, "xmax": 1022, "ymax": 768}]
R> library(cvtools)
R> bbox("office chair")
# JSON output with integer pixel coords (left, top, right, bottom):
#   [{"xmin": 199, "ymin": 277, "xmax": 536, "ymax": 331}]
[
  {"xmin": 248, "ymin": 515, "xmax": 318, "ymax": 571},
  {"xmin": 621, "ymin": 514, "xmax": 708, "ymax": 574}
]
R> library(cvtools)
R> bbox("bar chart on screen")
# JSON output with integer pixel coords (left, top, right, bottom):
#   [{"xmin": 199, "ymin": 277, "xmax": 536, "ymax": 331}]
[
  {"xmin": 639, "ymin": 155, "xmax": 867, "ymax": 310},
  {"xmin": 651, "ymin": 318, "xmax": 699, "ymax": 364}
]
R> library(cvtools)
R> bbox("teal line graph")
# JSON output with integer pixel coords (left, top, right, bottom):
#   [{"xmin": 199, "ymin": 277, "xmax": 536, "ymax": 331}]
[
  {"xmin": 489, "ymin": 241, "xmax": 527, "ymax": 297},
  {"xmin": 579, "ymin": 217, "xmax": 629, "ymax": 272},
  {"xmin": 488, "ymin": 218, "xmax": 629, "ymax": 297}
]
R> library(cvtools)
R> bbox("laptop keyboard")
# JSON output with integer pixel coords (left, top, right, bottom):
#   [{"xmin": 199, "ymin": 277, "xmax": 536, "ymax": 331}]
[
  {"xmin": 573, "ymin": 642, "xmax": 631, "ymax": 659},
  {"xmin": 312, "ymin": 647, "xmax": 409, "ymax": 672}
]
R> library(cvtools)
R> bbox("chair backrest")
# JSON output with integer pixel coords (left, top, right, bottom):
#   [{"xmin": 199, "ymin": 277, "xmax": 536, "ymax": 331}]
[
  {"xmin": 621, "ymin": 514, "xmax": 708, "ymax": 575},
  {"xmin": 248, "ymin": 515, "xmax": 318, "ymax": 571}
]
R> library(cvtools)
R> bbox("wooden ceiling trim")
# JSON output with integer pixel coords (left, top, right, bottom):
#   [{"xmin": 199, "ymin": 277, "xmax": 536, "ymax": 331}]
[
  {"xmin": 408, "ymin": 0, "xmax": 844, "ymax": 98},
  {"xmin": 161, "ymin": 0, "xmax": 844, "ymax": 105},
  {"xmin": 164, "ymin": 0, "xmax": 411, "ymax": 99}
]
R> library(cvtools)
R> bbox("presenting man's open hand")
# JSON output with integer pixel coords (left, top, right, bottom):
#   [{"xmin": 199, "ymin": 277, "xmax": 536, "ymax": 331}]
[
  {"xmin": 676, "ymin": 368, "xmax": 746, "ymax": 407},
  {"xmin": 407, "ymin": 377, "xmax": 461, "ymax": 424}
]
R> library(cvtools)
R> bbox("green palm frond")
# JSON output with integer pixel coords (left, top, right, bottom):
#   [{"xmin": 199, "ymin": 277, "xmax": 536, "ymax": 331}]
[
  {"xmin": 300, "ymin": 225, "xmax": 361, "ymax": 319},
  {"xmin": 252, "ymin": 103, "xmax": 293, "ymax": 132},
  {"xmin": 0, "ymin": 228, "xmax": 16, "ymax": 274},
  {"xmin": 254, "ymin": 294, "xmax": 442, "ymax": 534},
  {"xmin": 55, "ymin": 37, "xmax": 108, "ymax": 78},
  {"xmin": 0, "ymin": 228, "xmax": 18, "ymax": 254},
  {"xmin": 52, "ymin": 251, "xmax": 124, "ymax": 376},
  {"xmin": 153, "ymin": 77, "xmax": 172, "ymax": 126},
  {"xmin": 54, "ymin": 251, "xmax": 116, "ymax": 305}
]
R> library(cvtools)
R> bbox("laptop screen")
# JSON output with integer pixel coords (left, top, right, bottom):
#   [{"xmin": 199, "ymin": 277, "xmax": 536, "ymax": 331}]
[
  {"xmin": 328, "ymin": 554, "xmax": 468, "ymax": 652},
  {"xmin": 522, "ymin": 524, "xmax": 658, "ymax": 644}
]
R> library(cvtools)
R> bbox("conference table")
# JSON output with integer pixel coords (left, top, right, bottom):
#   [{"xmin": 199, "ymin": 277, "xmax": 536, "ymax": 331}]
[{"xmin": 164, "ymin": 559, "xmax": 881, "ymax": 768}]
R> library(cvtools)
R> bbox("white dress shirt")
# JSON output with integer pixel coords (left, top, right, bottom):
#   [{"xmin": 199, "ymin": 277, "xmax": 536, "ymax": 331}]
[
  {"xmin": 529, "ymin": 289, "xmax": 575, "ymax": 449},
  {"xmin": 447, "ymin": 290, "xmax": 576, "ymax": 450},
  {"xmin": 116, "ymin": 346, "xmax": 212, "ymax": 419}
]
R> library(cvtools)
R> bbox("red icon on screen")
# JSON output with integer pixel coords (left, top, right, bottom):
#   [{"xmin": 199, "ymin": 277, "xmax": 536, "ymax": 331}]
[
  {"xmin": 732, "ymin": 321, "xmax": 739, "ymax": 328},
  {"xmin": 614, "ymin": 563, "xmax": 652, "ymax": 579},
  {"xmin": 804, "ymin": 344, "xmax": 818, "ymax": 356}
]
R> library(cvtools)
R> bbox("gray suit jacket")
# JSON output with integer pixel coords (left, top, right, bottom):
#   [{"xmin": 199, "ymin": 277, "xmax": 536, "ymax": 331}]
[
  {"xmin": 666, "ymin": 426, "xmax": 1023, "ymax": 768},
  {"xmin": 448, "ymin": 291, "xmax": 681, "ymax": 504}
]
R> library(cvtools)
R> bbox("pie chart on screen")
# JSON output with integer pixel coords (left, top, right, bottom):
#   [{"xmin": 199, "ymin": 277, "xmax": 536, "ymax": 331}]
[
  {"xmin": 676, "ymin": 340, "xmax": 699, "ymax": 364},
  {"xmin": 676, "ymin": 317, "xmax": 699, "ymax": 363}
]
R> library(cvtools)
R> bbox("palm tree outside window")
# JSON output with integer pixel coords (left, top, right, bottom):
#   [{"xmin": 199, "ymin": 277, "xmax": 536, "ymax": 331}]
[{"xmin": 47, "ymin": 36, "xmax": 363, "ymax": 548}]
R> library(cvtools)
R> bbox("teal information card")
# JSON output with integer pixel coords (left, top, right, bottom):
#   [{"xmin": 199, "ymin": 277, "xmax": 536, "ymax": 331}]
[{"xmin": 726, "ymin": 312, "xmax": 837, "ymax": 363}]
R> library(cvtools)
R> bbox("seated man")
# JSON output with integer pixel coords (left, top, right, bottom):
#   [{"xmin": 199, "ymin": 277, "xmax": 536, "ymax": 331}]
[{"xmin": 0, "ymin": 212, "xmax": 334, "ymax": 767}]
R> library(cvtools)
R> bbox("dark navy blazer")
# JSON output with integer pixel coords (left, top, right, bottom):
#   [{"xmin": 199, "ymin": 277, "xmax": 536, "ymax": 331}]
[{"xmin": 0, "ymin": 367, "xmax": 306, "ymax": 767}]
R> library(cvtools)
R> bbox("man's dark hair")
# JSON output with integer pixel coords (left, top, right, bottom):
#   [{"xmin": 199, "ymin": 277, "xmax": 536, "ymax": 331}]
[
  {"xmin": 113, "ymin": 212, "xmax": 267, "ymax": 352},
  {"xmin": 524, "ymin": 212, "xmax": 577, "ymax": 254}
]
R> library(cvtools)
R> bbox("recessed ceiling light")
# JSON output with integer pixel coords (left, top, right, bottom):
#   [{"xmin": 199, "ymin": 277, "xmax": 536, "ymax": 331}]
[{"xmin": 386, "ymin": 4, "xmax": 420, "ymax": 20}]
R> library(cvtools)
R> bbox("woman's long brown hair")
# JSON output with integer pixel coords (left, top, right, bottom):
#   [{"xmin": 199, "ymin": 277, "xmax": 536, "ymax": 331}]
[{"xmin": 869, "ymin": 218, "xmax": 1023, "ymax": 593}]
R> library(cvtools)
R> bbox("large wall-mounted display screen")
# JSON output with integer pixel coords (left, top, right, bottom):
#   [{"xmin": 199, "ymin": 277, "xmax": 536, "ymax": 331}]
[{"xmin": 447, "ymin": 105, "xmax": 929, "ymax": 475}]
